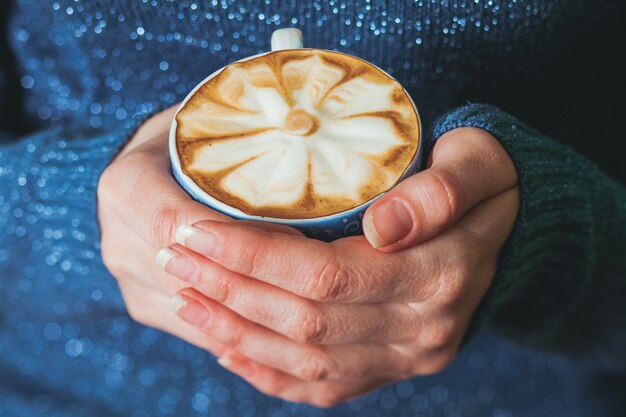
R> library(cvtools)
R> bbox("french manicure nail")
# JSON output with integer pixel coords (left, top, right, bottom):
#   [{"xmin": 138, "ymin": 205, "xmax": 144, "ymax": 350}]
[
  {"xmin": 217, "ymin": 356, "xmax": 232, "ymax": 368},
  {"xmin": 155, "ymin": 247, "xmax": 197, "ymax": 283},
  {"xmin": 362, "ymin": 213, "xmax": 384, "ymax": 248},
  {"xmin": 173, "ymin": 296, "xmax": 211, "ymax": 327},
  {"xmin": 175, "ymin": 224, "xmax": 221, "ymax": 259},
  {"xmin": 169, "ymin": 294, "xmax": 188, "ymax": 314},
  {"xmin": 155, "ymin": 247, "xmax": 177, "ymax": 269},
  {"xmin": 363, "ymin": 199, "xmax": 413, "ymax": 248},
  {"xmin": 218, "ymin": 354, "xmax": 254, "ymax": 378}
]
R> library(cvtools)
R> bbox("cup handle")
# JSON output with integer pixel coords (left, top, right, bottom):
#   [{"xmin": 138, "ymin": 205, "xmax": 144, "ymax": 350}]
[{"xmin": 271, "ymin": 28, "xmax": 304, "ymax": 51}]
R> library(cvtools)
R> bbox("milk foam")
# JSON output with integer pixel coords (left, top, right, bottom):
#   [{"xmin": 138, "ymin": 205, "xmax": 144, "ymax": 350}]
[{"xmin": 176, "ymin": 50, "xmax": 419, "ymax": 218}]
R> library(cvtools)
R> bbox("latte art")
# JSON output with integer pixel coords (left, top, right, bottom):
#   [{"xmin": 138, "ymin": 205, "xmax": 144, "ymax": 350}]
[{"xmin": 176, "ymin": 49, "xmax": 420, "ymax": 218}]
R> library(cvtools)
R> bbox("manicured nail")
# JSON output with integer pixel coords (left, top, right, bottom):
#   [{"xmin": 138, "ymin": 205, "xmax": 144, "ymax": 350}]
[
  {"xmin": 175, "ymin": 225, "xmax": 221, "ymax": 259},
  {"xmin": 171, "ymin": 295, "xmax": 211, "ymax": 328},
  {"xmin": 156, "ymin": 247, "xmax": 178, "ymax": 269},
  {"xmin": 218, "ymin": 354, "xmax": 255, "ymax": 378},
  {"xmin": 363, "ymin": 199, "xmax": 413, "ymax": 248},
  {"xmin": 155, "ymin": 247, "xmax": 197, "ymax": 283},
  {"xmin": 168, "ymin": 294, "xmax": 188, "ymax": 314}
]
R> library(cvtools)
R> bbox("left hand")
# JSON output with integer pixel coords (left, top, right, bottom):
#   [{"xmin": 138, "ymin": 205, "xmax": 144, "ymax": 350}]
[{"xmin": 157, "ymin": 127, "xmax": 519, "ymax": 407}]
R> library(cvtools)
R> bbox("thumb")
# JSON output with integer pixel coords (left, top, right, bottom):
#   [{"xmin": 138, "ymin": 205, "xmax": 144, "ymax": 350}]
[{"xmin": 362, "ymin": 127, "xmax": 517, "ymax": 251}]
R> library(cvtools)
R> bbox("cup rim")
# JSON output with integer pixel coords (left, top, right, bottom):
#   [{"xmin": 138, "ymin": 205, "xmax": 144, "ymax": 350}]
[{"xmin": 169, "ymin": 48, "xmax": 423, "ymax": 225}]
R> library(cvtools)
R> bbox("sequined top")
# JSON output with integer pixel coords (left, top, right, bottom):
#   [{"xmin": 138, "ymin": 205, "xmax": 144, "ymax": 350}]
[{"xmin": 1, "ymin": 1, "xmax": 625, "ymax": 416}]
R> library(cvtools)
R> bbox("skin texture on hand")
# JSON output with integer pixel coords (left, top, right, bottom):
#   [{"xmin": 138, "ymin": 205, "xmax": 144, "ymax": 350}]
[{"xmin": 98, "ymin": 108, "xmax": 519, "ymax": 407}]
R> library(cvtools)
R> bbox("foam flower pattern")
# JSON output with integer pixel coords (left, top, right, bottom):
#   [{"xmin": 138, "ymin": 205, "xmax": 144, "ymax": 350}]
[{"xmin": 176, "ymin": 49, "xmax": 419, "ymax": 218}]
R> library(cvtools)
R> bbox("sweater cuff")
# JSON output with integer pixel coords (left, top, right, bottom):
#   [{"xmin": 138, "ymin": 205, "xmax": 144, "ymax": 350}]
[{"xmin": 432, "ymin": 103, "xmax": 596, "ymax": 347}]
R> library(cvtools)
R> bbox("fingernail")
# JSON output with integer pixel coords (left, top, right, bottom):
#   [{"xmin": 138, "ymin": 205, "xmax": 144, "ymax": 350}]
[
  {"xmin": 168, "ymin": 294, "xmax": 188, "ymax": 314},
  {"xmin": 218, "ymin": 354, "xmax": 255, "ymax": 378},
  {"xmin": 363, "ymin": 199, "xmax": 413, "ymax": 248},
  {"xmin": 171, "ymin": 295, "xmax": 211, "ymax": 327},
  {"xmin": 175, "ymin": 225, "xmax": 221, "ymax": 259},
  {"xmin": 155, "ymin": 247, "xmax": 197, "ymax": 283}
]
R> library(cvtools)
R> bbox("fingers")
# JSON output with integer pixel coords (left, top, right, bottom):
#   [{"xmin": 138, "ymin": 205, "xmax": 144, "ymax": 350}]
[
  {"xmin": 156, "ymin": 243, "xmax": 421, "ymax": 344},
  {"xmin": 217, "ymin": 350, "xmax": 394, "ymax": 407},
  {"xmin": 116, "ymin": 277, "xmax": 229, "ymax": 357},
  {"xmin": 363, "ymin": 127, "xmax": 518, "ymax": 251},
  {"xmin": 104, "ymin": 211, "xmax": 360, "ymax": 346},
  {"xmin": 119, "ymin": 270, "xmax": 396, "ymax": 406},
  {"xmin": 171, "ymin": 219, "xmax": 414, "ymax": 303},
  {"xmin": 172, "ymin": 288, "xmax": 412, "ymax": 381},
  {"xmin": 117, "ymin": 276, "xmax": 332, "ymax": 404}
]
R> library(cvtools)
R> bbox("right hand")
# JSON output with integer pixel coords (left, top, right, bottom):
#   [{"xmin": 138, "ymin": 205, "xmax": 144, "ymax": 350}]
[{"xmin": 97, "ymin": 106, "xmax": 300, "ymax": 359}]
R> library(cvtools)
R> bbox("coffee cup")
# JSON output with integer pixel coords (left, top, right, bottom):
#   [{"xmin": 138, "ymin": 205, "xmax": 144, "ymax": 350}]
[{"xmin": 169, "ymin": 29, "xmax": 422, "ymax": 241}]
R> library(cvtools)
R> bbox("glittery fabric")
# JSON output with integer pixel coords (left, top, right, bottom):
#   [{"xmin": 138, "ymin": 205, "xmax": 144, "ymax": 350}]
[{"xmin": 1, "ymin": 1, "xmax": 624, "ymax": 416}]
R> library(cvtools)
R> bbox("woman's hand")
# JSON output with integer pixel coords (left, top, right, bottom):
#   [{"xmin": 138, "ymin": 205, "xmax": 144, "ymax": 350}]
[
  {"xmin": 156, "ymin": 127, "xmax": 520, "ymax": 407},
  {"xmin": 97, "ymin": 106, "xmax": 301, "ymax": 361}
]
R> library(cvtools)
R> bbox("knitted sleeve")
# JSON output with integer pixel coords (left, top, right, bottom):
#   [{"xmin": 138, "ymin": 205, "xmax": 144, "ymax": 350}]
[
  {"xmin": 0, "ymin": 118, "xmax": 152, "ymax": 247},
  {"xmin": 433, "ymin": 103, "xmax": 626, "ymax": 372}
]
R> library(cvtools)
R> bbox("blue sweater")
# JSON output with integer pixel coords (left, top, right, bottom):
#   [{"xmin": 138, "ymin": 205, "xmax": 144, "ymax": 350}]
[{"xmin": 1, "ymin": 1, "xmax": 624, "ymax": 416}]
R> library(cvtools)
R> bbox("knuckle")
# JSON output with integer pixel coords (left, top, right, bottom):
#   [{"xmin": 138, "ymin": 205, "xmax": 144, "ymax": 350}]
[
  {"xmin": 209, "ymin": 275, "xmax": 234, "ymax": 305},
  {"xmin": 308, "ymin": 255, "xmax": 349, "ymax": 302},
  {"xmin": 220, "ymin": 326, "xmax": 244, "ymax": 348},
  {"xmin": 294, "ymin": 353, "xmax": 330, "ymax": 382},
  {"xmin": 237, "ymin": 233, "xmax": 270, "ymax": 277},
  {"xmin": 292, "ymin": 303, "xmax": 327, "ymax": 344},
  {"xmin": 151, "ymin": 205, "xmax": 184, "ymax": 248},
  {"xmin": 420, "ymin": 320, "xmax": 456, "ymax": 351},
  {"xmin": 435, "ymin": 266, "xmax": 468, "ymax": 307},
  {"xmin": 260, "ymin": 371, "xmax": 286, "ymax": 393}
]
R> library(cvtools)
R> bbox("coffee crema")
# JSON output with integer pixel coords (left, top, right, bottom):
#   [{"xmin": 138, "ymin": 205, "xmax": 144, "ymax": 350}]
[{"xmin": 176, "ymin": 49, "xmax": 420, "ymax": 219}]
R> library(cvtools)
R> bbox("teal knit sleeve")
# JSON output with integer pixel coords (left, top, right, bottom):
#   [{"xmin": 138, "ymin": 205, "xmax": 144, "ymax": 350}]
[{"xmin": 433, "ymin": 103, "xmax": 626, "ymax": 371}]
